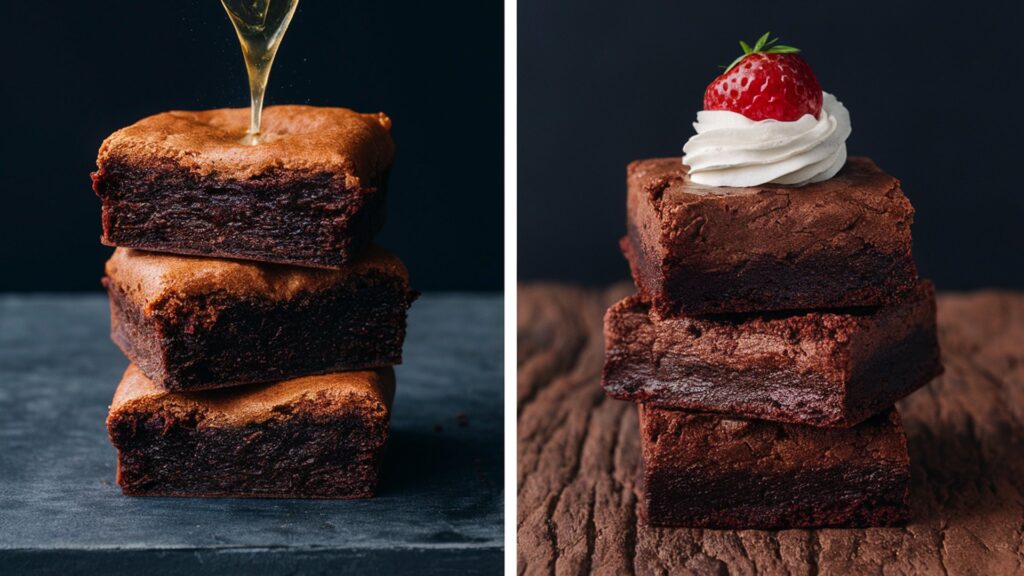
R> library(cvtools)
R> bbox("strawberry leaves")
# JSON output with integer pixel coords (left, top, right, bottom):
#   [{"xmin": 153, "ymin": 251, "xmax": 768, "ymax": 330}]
[{"xmin": 723, "ymin": 32, "xmax": 801, "ymax": 72}]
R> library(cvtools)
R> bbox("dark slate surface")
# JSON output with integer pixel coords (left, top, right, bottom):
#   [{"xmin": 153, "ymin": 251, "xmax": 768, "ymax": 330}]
[{"xmin": 0, "ymin": 294, "xmax": 503, "ymax": 575}]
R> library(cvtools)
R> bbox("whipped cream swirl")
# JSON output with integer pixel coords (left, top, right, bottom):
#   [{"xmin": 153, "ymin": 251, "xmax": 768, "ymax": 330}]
[{"xmin": 682, "ymin": 92, "xmax": 851, "ymax": 187}]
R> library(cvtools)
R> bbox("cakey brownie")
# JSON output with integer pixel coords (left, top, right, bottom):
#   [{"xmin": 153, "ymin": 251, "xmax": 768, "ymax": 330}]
[
  {"xmin": 93, "ymin": 105, "xmax": 394, "ymax": 268},
  {"xmin": 604, "ymin": 280, "xmax": 942, "ymax": 428},
  {"xmin": 103, "ymin": 245, "xmax": 415, "ymax": 391},
  {"xmin": 639, "ymin": 404, "xmax": 910, "ymax": 528},
  {"xmin": 624, "ymin": 156, "xmax": 918, "ymax": 315},
  {"xmin": 107, "ymin": 365, "xmax": 395, "ymax": 498}
]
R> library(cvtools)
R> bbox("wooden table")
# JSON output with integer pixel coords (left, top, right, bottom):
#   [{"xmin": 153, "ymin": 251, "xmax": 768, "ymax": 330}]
[
  {"xmin": 0, "ymin": 294, "xmax": 503, "ymax": 575},
  {"xmin": 518, "ymin": 284, "xmax": 1024, "ymax": 575}
]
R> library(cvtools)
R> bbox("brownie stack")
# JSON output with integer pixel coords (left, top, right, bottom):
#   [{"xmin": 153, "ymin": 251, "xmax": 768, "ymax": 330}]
[
  {"xmin": 93, "ymin": 105, "xmax": 415, "ymax": 499},
  {"xmin": 602, "ymin": 157, "xmax": 943, "ymax": 528}
]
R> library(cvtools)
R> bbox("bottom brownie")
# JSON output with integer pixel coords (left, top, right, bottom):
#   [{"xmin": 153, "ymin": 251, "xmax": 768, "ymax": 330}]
[
  {"xmin": 639, "ymin": 405, "xmax": 909, "ymax": 529},
  {"xmin": 106, "ymin": 365, "xmax": 395, "ymax": 498}
]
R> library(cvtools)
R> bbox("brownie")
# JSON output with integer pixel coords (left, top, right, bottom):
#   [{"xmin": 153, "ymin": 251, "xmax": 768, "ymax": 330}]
[
  {"xmin": 107, "ymin": 364, "xmax": 395, "ymax": 498},
  {"xmin": 639, "ymin": 404, "xmax": 910, "ymax": 528},
  {"xmin": 604, "ymin": 280, "xmax": 942, "ymax": 427},
  {"xmin": 103, "ymin": 245, "xmax": 415, "ymax": 391},
  {"xmin": 624, "ymin": 156, "xmax": 919, "ymax": 315},
  {"xmin": 93, "ymin": 105, "xmax": 394, "ymax": 268}
]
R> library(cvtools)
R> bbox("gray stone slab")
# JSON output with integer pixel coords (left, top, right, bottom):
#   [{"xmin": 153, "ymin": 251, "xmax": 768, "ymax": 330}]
[{"xmin": 0, "ymin": 294, "xmax": 504, "ymax": 575}]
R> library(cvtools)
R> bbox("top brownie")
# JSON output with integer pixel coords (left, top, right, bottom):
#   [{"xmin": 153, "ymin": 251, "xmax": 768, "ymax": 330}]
[
  {"xmin": 93, "ymin": 105, "xmax": 395, "ymax": 269},
  {"xmin": 625, "ymin": 157, "xmax": 918, "ymax": 316}
]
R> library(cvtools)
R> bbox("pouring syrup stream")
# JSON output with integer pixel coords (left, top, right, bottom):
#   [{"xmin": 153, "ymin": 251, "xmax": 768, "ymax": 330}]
[{"xmin": 220, "ymin": 0, "xmax": 299, "ymax": 144}]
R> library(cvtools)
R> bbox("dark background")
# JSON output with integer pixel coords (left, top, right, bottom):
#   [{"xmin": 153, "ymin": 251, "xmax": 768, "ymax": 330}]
[
  {"xmin": 520, "ymin": 0, "xmax": 1024, "ymax": 290},
  {"xmin": 0, "ymin": 1, "xmax": 502, "ymax": 292}
]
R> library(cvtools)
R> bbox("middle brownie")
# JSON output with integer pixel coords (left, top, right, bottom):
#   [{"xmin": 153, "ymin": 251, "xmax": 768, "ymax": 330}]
[
  {"xmin": 103, "ymin": 246, "xmax": 416, "ymax": 391},
  {"xmin": 604, "ymin": 280, "xmax": 942, "ymax": 427}
]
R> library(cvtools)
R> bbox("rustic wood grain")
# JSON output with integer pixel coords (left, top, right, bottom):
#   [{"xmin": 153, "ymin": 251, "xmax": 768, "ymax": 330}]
[{"xmin": 518, "ymin": 283, "xmax": 1024, "ymax": 576}]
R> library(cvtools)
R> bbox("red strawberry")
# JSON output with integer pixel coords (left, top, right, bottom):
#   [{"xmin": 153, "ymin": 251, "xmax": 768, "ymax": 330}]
[{"xmin": 703, "ymin": 33, "xmax": 822, "ymax": 122}]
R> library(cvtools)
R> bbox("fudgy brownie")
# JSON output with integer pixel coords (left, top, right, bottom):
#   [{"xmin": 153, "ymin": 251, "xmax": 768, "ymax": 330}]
[
  {"xmin": 93, "ymin": 105, "xmax": 394, "ymax": 268},
  {"xmin": 639, "ymin": 404, "xmax": 910, "ymax": 528},
  {"xmin": 107, "ymin": 364, "xmax": 395, "ymax": 498},
  {"xmin": 604, "ymin": 281, "xmax": 942, "ymax": 427},
  {"xmin": 103, "ymin": 246, "xmax": 415, "ymax": 391},
  {"xmin": 625, "ymin": 156, "xmax": 918, "ymax": 315}
]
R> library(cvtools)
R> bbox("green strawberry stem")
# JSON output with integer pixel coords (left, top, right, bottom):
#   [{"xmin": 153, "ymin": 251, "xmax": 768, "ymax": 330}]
[{"xmin": 722, "ymin": 32, "xmax": 801, "ymax": 72}]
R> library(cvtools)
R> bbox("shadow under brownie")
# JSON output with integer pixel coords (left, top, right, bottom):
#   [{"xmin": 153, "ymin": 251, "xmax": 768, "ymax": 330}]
[
  {"xmin": 604, "ymin": 281, "xmax": 942, "ymax": 427},
  {"xmin": 639, "ymin": 404, "xmax": 910, "ymax": 529},
  {"xmin": 106, "ymin": 365, "xmax": 395, "ymax": 499},
  {"xmin": 93, "ymin": 105, "xmax": 394, "ymax": 268},
  {"xmin": 624, "ymin": 156, "xmax": 918, "ymax": 315},
  {"xmin": 104, "ymin": 245, "xmax": 416, "ymax": 391}
]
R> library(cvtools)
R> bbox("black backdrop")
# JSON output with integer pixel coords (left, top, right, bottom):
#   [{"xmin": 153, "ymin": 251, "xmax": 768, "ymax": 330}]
[
  {"xmin": 0, "ymin": 1, "xmax": 502, "ymax": 292},
  {"xmin": 519, "ymin": 0, "xmax": 1024, "ymax": 290}
]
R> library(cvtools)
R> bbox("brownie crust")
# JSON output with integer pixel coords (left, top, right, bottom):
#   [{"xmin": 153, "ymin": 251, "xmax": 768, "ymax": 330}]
[
  {"xmin": 604, "ymin": 280, "xmax": 942, "ymax": 427},
  {"xmin": 640, "ymin": 405, "xmax": 910, "ymax": 529},
  {"xmin": 93, "ymin": 106, "xmax": 395, "ymax": 268},
  {"xmin": 625, "ymin": 156, "xmax": 918, "ymax": 315},
  {"xmin": 106, "ymin": 365, "xmax": 395, "ymax": 499},
  {"xmin": 104, "ymin": 246, "xmax": 415, "ymax": 391}
]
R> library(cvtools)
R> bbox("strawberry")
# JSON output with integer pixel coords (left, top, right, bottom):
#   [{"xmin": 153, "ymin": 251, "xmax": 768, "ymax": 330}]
[{"xmin": 703, "ymin": 33, "xmax": 822, "ymax": 122}]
